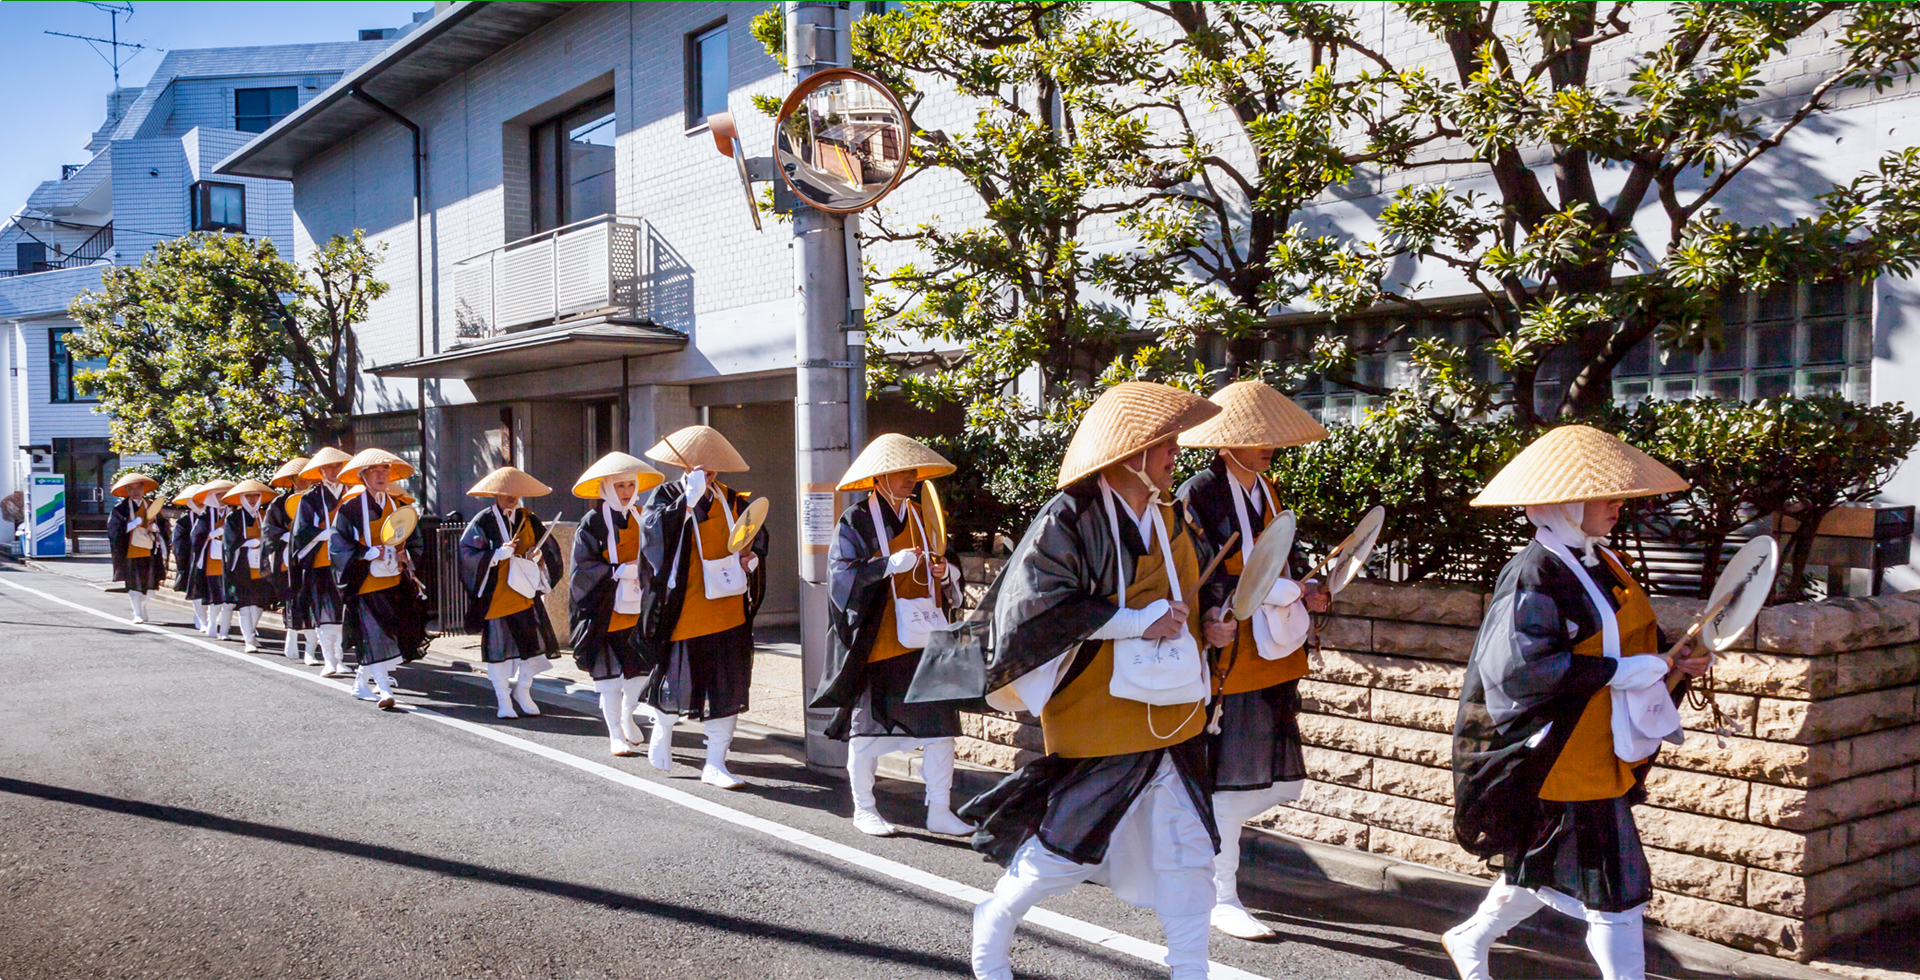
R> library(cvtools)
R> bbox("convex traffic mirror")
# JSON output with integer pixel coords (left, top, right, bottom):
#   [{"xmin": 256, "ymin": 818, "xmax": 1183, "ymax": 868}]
[{"xmin": 773, "ymin": 68, "xmax": 910, "ymax": 214}]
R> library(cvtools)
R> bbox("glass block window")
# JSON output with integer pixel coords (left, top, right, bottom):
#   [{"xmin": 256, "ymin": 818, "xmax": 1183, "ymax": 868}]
[{"xmin": 1609, "ymin": 278, "xmax": 1872, "ymax": 407}]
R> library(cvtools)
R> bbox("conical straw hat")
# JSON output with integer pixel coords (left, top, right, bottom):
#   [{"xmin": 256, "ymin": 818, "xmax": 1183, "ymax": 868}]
[
  {"xmin": 339, "ymin": 447, "xmax": 415, "ymax": 485},
  {"xmin": 1177, "ymin": 380, "xmax": 1328, "ymax": 449},
  {"xmin": 573, "ymin": 451, "xmax": 667, "ymax": 499},
  {"xmin": 1471, "ymin": 425, "xmax": 1689, "ymax": 507},
  {"xmin": 271, "ymin": 457, "xmax": 311, "ymax": 488},
  {"xmin": 221, "ymin": 478, "xmax": 275, "ymax": 504},
  {"xmin": 300, "ymin": 446, "xmax": 353, "ymax": 479},
  {"xmin": 469, "ymin": 466, "xmax": 553, "ymax": 498},
  {"xmin": 646, "ymin": 425, "xmax": 748, "ymax": 473},
  {"xmin": 173, "ymin": 483, "xmax": 203, "ymax": 506},
  {"xmin": 837, "ymin": 433, "xmax": 956, "ymax": 491},
  {"xmin": 195, "ymin": 479, "xmax": 236, "ymax": 504},
  {"xmin": 110, "ymin": 471, "xmax": 159, "ymax": 497},
  {"xmin": 1056, "ymin": 382, "xmax": 1221, "ymax": 489}
]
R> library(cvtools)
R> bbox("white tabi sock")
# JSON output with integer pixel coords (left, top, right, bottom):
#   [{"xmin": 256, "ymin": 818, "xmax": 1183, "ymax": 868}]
[
  {"xmin": 618, "ymin": 676, "xmax": 648, "ymax": 746},
  {"xmin": 127, "ymin": 591, "xmax": 146, "ymax": 623},
  {"xmin": 921, "ymin": 738, "xmax": 973, "ymax": 836},
  {"xmin": 212, "ymin": 603, "xmax": 233, "ymax": 639},
  {"xmin": 238, "ymin": 607, "xmax": 261, "ymax": 651},
  {"xmin": 1444, "ymin": 877, "xmax": 1548, "ymax": 980},
  {"xmin": 486, "ymin": 661, "xmax": 518, "ymax": 718},
  {"xmin": 512, "ymin": 655, "xmax": 548, "ymax": 716},
  {"xmin": 593, "ymin": 678, "xmax": 634, "ymax": 754},
  {"xmin": 701, "ymin": 715, "xmax": 745, "ymax": 789},
  {"xmin": 846, "ymin": 739, "xmax": 894, "ymax": 837},
  {"xmin": 191, "ymin": 599, "xmax": 206, "ymax": 631},
  {"xmin": 301, "ymin": 630, "xmax": 323, "ymax": 665},
  {"xmin": 318, "ymin": 624, "xmax": 345, "ymax": 674},
  {"xmin": 282, "ymin": 625, "xmax": 300, "ymax": 659},
  {"xmin": 648, "ymin": 710, "xmax": 678, "ymax": 771},
  {"xmin": 350, "ymin": 665, "xmax": 377, "ymax": 701},
  {"xmin": 369, "ymin": 661, "xmax": 398, "ymax": 708}
]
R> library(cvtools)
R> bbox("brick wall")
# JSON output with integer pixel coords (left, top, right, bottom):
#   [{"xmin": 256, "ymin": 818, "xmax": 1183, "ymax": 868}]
[{"xmin": 951, "ymin": 573, "xmax": 1920, "ymax": 962}]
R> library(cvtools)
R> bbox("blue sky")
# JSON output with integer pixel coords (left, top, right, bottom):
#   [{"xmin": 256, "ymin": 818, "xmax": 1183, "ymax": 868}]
[{"xmin": 0, "ymin": 1, "xmax": 430, "ymax": 210}]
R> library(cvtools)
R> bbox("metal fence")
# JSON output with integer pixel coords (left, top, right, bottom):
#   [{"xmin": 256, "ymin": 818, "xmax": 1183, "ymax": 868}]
[{"xmin": 428, "ymin": 519, "xmax": 470, "ymax": 634}]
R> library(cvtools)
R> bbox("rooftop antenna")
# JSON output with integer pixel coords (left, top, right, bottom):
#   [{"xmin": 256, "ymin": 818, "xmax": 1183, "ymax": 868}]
[{"xmin": 46, "ymin": 2, "xmax": 145, "ymax": 90}]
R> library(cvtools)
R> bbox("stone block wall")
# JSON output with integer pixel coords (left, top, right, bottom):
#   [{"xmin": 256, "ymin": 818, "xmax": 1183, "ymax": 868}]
[{"xmin": 952, "ymin": 575, "xmax": 1920, "ymax": 962}]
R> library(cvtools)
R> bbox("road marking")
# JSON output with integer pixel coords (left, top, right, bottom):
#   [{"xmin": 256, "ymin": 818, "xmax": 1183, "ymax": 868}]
[{"xmin": 0, "ymin": 572, "xmax": 1269, "ymax": 980}]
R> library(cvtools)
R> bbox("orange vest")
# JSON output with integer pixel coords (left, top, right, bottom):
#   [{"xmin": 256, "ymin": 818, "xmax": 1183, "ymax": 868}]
[
  {"xmin": 1041, "ymin": 502, "xmax": 1208, "ymax": 758},
  {"xmin": 355, "ymin": 492, "xmax": 401, "ymax": 595},
  {"xmin": 1538, "ymin": 551, "xmax": 1663, "ymax": 802},
  {"xmin": 128, "ymin": 502, "xmax": 152, "ymax": 560},
  {"xmin": 670, "ymin": 489, "xmax": 748, "ymax": 641},
  {"xmin": 868, "ymin": 499, "xmax": 940, "ymax": 665},
  {"xmin": 204, "ymin": 509, "xmax": 224, "ymax": 577},
  {"xmin": 244, "ymin": 511, "xmax": 263, "ymax": 580},
  {"xmin": 607, "ymin": 513, "xmax": 641, "ymax": 633},
  {"xmin": 482, "ymin": 509, "xmax": 538, "ymax": 620},
  {"xmin": 1214, "ymin": 475, "xmax": 1308, "ymax": 695}
]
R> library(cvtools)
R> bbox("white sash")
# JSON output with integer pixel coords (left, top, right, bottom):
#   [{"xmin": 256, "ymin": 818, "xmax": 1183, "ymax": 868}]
[{"xmin": 1535, "ymin": 533, "xmax": 1683, "ymax": 760}]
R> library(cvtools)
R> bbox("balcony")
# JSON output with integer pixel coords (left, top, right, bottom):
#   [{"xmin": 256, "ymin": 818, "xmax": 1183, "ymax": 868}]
[{"xmin": 377, "ymin": 214, "xmax": 686, "ymax": 381}]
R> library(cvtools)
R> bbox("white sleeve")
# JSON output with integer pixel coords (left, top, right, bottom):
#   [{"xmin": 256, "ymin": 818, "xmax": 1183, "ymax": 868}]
[
  {"xmin": 1087, "ymin": 598, "xmax": 1170, "ymax": 641},
  {"xmin": 986, "ymin": 649, "xmax": 1075, "ymax": 715},
  {"xmin": 1609, "ymin": 654, "xmax": 1670, "ymax": 692},
  {"xmin": 885, "ymin": 550, "xmax": 918, "ymax": 575}
]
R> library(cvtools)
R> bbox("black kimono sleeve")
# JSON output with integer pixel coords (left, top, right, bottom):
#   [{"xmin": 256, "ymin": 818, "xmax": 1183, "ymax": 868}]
[
  {"xmin": 106, "ymin": 497, "xmax": 132, "ymax": 581},
  {"xmin": 984, "ymin": 484, "xmax": 1122, "ymax": 695}
]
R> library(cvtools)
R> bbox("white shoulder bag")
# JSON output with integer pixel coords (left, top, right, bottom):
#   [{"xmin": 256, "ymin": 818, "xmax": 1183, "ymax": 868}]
[
  {"xmin": 1227, "ymin": 476, "xmax": 1309, "ymax": 659},
  {"xmin": 129, "ymin": 512, "xmax": 154, "ymax": 552},
  {"xmin": 1104, "ymin": 487, "xmax": 1210, "ymax": 707},
  {"xmin": 497, "ymin": 509, "xmax": 544, "ymax": 599},
  {"xmin": 690, "ymin": 491, "xmax": 749, "ymax": 600},
  {"xmin": 363, "ymin": 494, "xmax": 400, "ymax": 579},
  {"xmin": 869, "ymin": 495, "xmax": 948, "ymax": 650},
  {"xmin": 602, "ymin": 505, "xmax": 645, "ymax": 615}
]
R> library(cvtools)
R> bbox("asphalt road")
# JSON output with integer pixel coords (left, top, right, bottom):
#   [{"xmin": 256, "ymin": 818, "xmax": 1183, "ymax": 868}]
[{"xmin": 0, "ymin": 563, "xmax": 1815, "ymax": 979}]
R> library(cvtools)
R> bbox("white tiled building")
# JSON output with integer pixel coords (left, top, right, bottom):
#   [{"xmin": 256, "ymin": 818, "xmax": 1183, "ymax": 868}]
[
  {"xmin": 215, "ymin": 1, "xmax": 1920, "ymax": 618},
  {"xmin": 0, "ymin": 28, "xmax": 422, "ymax": 538}
]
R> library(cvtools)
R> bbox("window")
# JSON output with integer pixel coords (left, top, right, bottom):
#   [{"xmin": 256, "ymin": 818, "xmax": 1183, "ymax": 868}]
[
  {"xmin": 687, "ymin": 22, "xmax": 728, "ymax": 128},
  {"xmin": 1610, "ymin": 277, "xmax": 1873, "ymax": 406},
  {"xmin": 190, "ymin": 181, "xmax": 246, "ymax": 233},
  {"xmin": 16, "ymin": 242, "xmax": 47, "ymax": 273},
  {"xmin": 529, "ymin": 93, "xmax": 616, "ymax": 234},
  {"xmin": 50, "ymin": 328, "xmax": 105, "ymax": 404},
  {"xmin": 234, "ymin": 86, "xmax": 298, "ymax": 133}
]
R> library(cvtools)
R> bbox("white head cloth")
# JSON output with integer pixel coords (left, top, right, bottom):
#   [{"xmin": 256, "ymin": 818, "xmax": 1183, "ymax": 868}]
[{"xmin": 1527, "ymin": 502, "xmax": 1599, "ymax": 566}]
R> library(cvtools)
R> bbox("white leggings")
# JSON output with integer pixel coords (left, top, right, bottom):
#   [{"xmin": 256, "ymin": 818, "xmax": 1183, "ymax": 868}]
[
  {"xmin": 593, "ymin": 676, "xmax": 649, "ymax": 742},
  {"xmin": 1451, "ymin": 876, "xmax": 1645, "ymax": 980},
  {"xmin": 1210, "ymin": 782, "xmax": 1301, "ymax": 909}
]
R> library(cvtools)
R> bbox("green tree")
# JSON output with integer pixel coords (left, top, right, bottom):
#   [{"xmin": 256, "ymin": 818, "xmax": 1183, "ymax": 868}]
[
  {"xmin": 66, "ymin": 231, "xmax": 387, "ymax": 474},
  {"xmin": 1274, "ymin": 2, "xmax": 1920, "ymax": 422}
]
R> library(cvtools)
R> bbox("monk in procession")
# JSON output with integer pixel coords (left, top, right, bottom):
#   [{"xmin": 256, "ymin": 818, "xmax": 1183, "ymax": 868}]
[
  {"xmin": 457, "ymin": 466, "xmax": 565, "ymax": 720},
  {"xmin": 639, "ymin": 425, "xmax": 769, "ymax": 788},
  {"xmin": 290, "ymin": 447, "xmax": 353, "ymax": 677},
  {"xmin": 328, "ymin": 448, "xmax": 428, "ymax": 709},
  {"xmin": 568, "ymin": 452, "xmax": 667, "ymax": 756},
  {"xmin": 1445, "ymin": 426, "xmax": 1710, "ymax": 980},
  {"xmin": 221, "ymin": 478, "xmax": 282, "ymax": 653},
  {"xmin": 814, "ymin": 434, "xmax": 972, "ymax": 838},
  {"xmin": 265, "ymin": 457, "xmax": 321, "ymax": 664},
  {"xmin": 961, "ymin": 382, "xmax": 1225, "ymax": 980},
  {"xmin": 1174, "ymin": 380, "xmax": 1331, "ymax": 940},
  {"xmin": 193, "ymin": 479, "xmax": 236, "ymax": 641},
  {"xmin": 170, "ymin": 483, "xmax": 204, "ymax": 629},
  {"xmin": 107, "ymin": 471, "xmax": 168, "ymax": 624}
]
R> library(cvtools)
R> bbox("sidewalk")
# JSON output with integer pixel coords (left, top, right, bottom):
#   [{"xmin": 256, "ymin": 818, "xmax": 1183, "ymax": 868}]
[{"xmin": 16, "ymin": 554, "xmax": 1893, "ymax": 979}]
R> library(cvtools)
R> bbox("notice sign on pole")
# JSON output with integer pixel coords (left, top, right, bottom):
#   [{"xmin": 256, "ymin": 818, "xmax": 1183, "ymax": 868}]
[{"xmin": 802, "ymin": 484, "xmax": 839, "ymax": 554}]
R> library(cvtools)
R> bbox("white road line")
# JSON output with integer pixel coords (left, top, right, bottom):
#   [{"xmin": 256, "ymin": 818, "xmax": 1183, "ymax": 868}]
[{"xmin": 0, "ymin": 572, "xmax": 1270, "ymax": 980}]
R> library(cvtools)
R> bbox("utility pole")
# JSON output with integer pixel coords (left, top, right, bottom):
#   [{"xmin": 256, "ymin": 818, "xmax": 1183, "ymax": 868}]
[{"xmin": 788, "ymin": 0, "xmax": 855, "ymax": 769}]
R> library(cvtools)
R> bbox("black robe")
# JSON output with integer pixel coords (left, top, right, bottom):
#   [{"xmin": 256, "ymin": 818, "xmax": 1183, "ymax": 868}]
[
  {"xmin": 1453, "ymin": 541, "xmax": 1686, "ymax": 912},
  {"xmin": 568, "ymin": 504, "xmax": 653, "ymax": 681},
  {"xmin": 263, "ymin": 491, "xmax": 303, "ymax": 626},
  {"xmin": 107, "ymin": 496, "xmax": 169, "ymax": 592},
  {"xmin": 638, "ymin": 480, "xmax": 770, "ymax": 719},
  {"xmin": 637, "ymin": 481, "xmax": 769, "ymax": 650},
  {"xmin": 957, "ymin": 479, "xmax": 1221, "ymax": 866},
  {"xmin": 191, "ymin": 507, "xmax": 227, "ymax": 603},
  {"xmin": 456, "ymin": 506, "xmax": 563, "ymax": 662},
  {"xmin": 289, "ymin": 485, "xmax": 345, "ymax": 627},
  {"xmin": 1174, "ymin": 455, "xmax": 1308, "ymax": 792},
  {"xmin": 223, "ymin": 505, "xmax": 282, "ymax": 609},
  {"xmin": 329, "ymin": 489, "xmax": 428, "ymax": 664},
  {"xmin": 811, "ymin": 492, "xmax": 965, "ymax": 740},
  {"xmin": 170, "ymin": 508, "xmax": 201, "ymax": 595}
]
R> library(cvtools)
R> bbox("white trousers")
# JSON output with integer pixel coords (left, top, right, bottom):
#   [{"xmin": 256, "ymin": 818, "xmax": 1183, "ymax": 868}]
[
  {"xmin": 191, "ymin": 599, "xmax": 206, "ymax": 631},
  {"xmin": 593, "ymin": 676, "xmax": 650, "ymax": 745},
  {"xmin": 209, "ymin": 603, "xmax": 233, "ymax": 638},
  {"xmin": 846, "ymin": 735, "xmax": 958, "ymax": 811},
  {"xmin": 1211, "ymin": 782, "xmax": 1301, "ymax": 910},
  {"xmin": 317, "ymin": 624, "xmax": 345, "ymax": 674},
  {"xmin": 126, "ymin": 591, "xmax": 148, "ymax": 622},
  {"xmin": 1448, "ymin": 876, "xmax": 1645, "ymax": 980},
  {"xmin": 236, "ymin": 606, "xmax": 263, "ymax": 648},
  {"xmin": 972, "ymin": 758, "xmax": 1213, "ymax": 980}
]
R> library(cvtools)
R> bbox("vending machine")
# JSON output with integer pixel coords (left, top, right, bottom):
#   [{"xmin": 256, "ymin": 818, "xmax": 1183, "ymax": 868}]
[{"xmin": 24, "ymin": 473, "xmax": 66, "ymax": 558}]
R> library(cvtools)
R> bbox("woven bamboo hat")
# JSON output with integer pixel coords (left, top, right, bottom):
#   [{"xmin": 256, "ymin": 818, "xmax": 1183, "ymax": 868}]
[
  {"xmin": 339, "ymin": 447, "xmax": 415, "ymax": 485},
  {"xmin": 646, "ymin": 425, "xmax": 748, "ymax": 473},
  {"xmin": 1471, "ymin": 425, "xmax": 1689, "ymax": 507},
  {"xmin": 1056, "ymin": 382, "xmax": 1221, "ymax": 489},
  {"xmin": 173, "ymin": 483, "xmax": 203, "ymax": 506},
  {"xmin": 270, "ymin": 457, "xmax": 310, "ymax": 488},
  {"xmin": 110, "ymin": 471, "xmax": 159, "ymax": 497},
  {"xmin": 1178, "ymin": 380, "xmax": 1328, "ymax": 449},
  {"xmin": 195, "ymin": 479, "xmax": 236, "ymax": 504},
  {"xmin": 469, "ymin": 466, "xmax": 552, "ymax": 498},
  {"xmin": 300, "ymin": 446, "xmax": 354, "ymax": 480},
  {"xmin": 221, "ymin": 478, "xmax": 275, "ymax": 504},
  {"xmin": 573, "ymin": 452, "xmax": 666, "ymax": 499},
  {"xmin": 837, "ymin": 433, "xmax": 955, "ymax": 491}
]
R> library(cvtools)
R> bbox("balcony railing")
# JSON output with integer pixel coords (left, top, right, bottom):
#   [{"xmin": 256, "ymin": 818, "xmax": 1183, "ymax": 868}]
[
  {"xmin": 453, "ymin": 214, "xmax": 648, "ymax": 339},
  {"xmin": 1, "ymin": 222, "xmax": 113, "ymax": 278}
]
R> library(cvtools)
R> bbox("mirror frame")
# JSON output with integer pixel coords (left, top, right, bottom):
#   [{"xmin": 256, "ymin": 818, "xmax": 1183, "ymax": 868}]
[{"xmin": 772, "ymin": 67, "xmax": 912, "ymax": 214}]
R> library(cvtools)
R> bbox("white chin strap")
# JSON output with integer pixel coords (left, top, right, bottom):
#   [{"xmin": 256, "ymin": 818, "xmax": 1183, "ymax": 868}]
[{"xmin": 1119, "ymin": 452, "xmax": 1162, "ymax": 508}]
